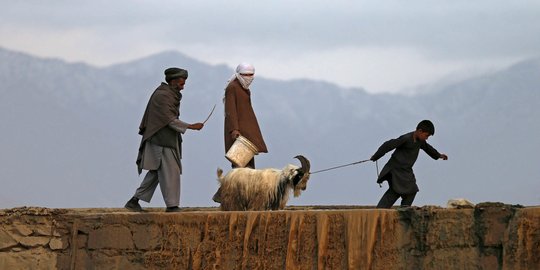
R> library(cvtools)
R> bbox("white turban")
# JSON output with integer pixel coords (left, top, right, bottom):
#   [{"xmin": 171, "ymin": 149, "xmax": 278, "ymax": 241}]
[
  {"xmin": 236, "ymin": 62, "xmax": 255, "ymax": 75},
  {"xmin": 227, "ymin": 62, "xmax": 255, "ymax": 90}
]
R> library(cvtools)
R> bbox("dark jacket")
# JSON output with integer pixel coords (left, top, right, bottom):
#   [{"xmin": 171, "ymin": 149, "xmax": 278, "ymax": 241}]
[
  {"xmin": 224, "ymin": 79, "xmax": 268, "ymax": 153},
  {"xmin": 371, "ymin": 132, "xmax": 441, "ymax": 194},
  {"xmin": 136, "ymin": 83, "xmax": 182, "ymax": 174}
]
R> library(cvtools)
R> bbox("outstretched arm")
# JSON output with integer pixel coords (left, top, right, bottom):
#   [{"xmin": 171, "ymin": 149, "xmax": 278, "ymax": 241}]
[
  {"xmin": 169, "ymin": 119, "xmax": 204, "ymax": 133},
  {"xmin": 371, "ymin": 136, "xmax": 407, "ymax": 161},
  {"xmin": 188, "ymin": 122, "xmax": 204, "ymax": 130},
  {"xmin": 422, "ymin": 142, "xmax": 447, "ymax": 160}
]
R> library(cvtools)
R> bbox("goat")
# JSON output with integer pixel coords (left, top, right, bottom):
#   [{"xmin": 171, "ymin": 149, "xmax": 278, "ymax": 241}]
[{"xmin": 216, "ymin": 155, "xmax": 311, "ymax": 211}]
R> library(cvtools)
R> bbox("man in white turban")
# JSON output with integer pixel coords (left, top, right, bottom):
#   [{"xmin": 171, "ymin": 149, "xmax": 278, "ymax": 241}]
[
  {"xmin": 213, "ymin": 63, "xmax": 268, "ymax": 203},
  {"xmin": 228, "ymin": 62, "xmax": 256, "ymax": 90},
  {"xmin": 223, "ymin": 62, "xmax": 267, "ymax": 167}
]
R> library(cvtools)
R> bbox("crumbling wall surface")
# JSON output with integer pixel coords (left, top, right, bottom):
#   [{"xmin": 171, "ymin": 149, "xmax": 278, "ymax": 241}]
[
  {"xmin": 0, "ymin": 207, "xmax": 69, "ymax": 269},
  {"xmin": 502, "ymin": 207, "xmax": 540, "ymax": 269},
  {"xmin": 0, "ymin": 205, "xmax": 538, "ymax": 270}
]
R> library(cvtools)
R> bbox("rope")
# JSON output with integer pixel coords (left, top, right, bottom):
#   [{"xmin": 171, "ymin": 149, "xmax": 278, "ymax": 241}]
[{"xmin": 310, "ymin": 159, "xmax": 371, "ymax": 174}]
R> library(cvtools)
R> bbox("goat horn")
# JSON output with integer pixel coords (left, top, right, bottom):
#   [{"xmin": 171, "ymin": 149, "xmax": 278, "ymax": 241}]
[{"xmin": 294, "ymin": 155, "xmax": 310, "ymax": 174}]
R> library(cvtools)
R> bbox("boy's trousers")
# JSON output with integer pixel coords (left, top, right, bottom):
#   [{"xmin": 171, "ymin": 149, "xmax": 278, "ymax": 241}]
[{"xmin": 376, "ymin": 188, "xmax": 416, "ymax": 208}]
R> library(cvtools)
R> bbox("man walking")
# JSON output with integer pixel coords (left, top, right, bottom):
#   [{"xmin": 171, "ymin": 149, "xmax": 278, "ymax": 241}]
[
  {"xmin": 223, "ymin": 62, "xmax": 268, "ymax": 168},
  {"xmin": 125, "ymin": 67, "xmax": 204, "ymax": 212},
  {"xmin": 212, "ymin": 63, "xmax": 268, "ymax": 203}
]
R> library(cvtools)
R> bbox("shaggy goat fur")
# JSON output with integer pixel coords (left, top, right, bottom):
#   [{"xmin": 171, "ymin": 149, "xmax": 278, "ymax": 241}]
[{"xmin": 216, "ymin": 164, "xmax": 310, "ymax": 211}]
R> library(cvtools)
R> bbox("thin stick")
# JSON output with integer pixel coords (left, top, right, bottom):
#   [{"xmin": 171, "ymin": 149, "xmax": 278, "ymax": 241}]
[
  {"xmin": 311, "ymin": 159, "xmax": 371, "ymax": 174},
  {"xmin": 202, "ymin": 104, "xmax": 216, "ymax": 124}
]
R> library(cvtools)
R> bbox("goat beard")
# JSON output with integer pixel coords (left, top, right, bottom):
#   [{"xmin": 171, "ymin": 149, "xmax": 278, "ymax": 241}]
[{"xmin": 293, "ymin": 179, "xmax": 307, "ymax": 197}]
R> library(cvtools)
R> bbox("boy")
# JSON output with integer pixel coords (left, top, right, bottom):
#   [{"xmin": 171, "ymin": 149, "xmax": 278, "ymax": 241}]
[{"xmin": 370, "ymin": 120, "xmax": 448, "ymax": 208}]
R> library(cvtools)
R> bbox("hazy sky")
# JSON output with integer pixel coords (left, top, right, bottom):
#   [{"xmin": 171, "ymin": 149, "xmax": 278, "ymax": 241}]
[{"xmin": 2, "ymin": 1, "xmax": 540, "ymax": 93}]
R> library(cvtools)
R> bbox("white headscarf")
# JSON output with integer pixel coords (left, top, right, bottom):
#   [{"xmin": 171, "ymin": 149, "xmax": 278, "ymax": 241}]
[
  {"xmin": 227, "ymin": 62, "xmax": 255, "ymax": 90},
  {"xmin": 223, "ymin": 63, "xmax": 256, "ymax": 108}
]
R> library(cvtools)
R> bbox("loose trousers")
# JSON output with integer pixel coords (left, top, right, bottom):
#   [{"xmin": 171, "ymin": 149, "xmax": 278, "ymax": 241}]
[
  {"xmin": 376, "ymin": 188, "xmax": 416, "ymax": 209},
  {"xmin": 134, "ymin": 148, "xmax": 181, "ymax": 207}
]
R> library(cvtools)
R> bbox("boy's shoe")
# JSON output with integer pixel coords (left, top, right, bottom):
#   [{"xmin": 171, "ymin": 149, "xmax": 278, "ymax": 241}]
[
  {"xmin": 125, "ymin": 197, "xmax": 143, "ymax": 212},
  {"xmin": 166, "ymin": 206, "xmax": 181, "ymax": 212}
]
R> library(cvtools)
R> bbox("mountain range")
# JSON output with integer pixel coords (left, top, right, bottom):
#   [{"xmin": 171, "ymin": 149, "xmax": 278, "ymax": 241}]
[{"xmin": 1, "ymin": 47, "xmax": 538, "ymax": 208}]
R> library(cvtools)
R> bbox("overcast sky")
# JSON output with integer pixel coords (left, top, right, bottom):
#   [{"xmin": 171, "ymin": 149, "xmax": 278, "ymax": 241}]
[{"xmin": 2, "ymin": 1, "xmax": 540, "ymax": 93}]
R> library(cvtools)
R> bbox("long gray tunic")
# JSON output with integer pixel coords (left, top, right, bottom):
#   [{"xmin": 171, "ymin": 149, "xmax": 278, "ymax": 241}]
[
  {"xmin": 371, "ymin": 132, "xmax": 441, "ymax": 195},
  {"xmin": 134, "ymin": 120, "xmax": 189, "ymax": 207},
  {"xmin": 139, "ymin": 120, "xmax": 189, "ymax": 173}
]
